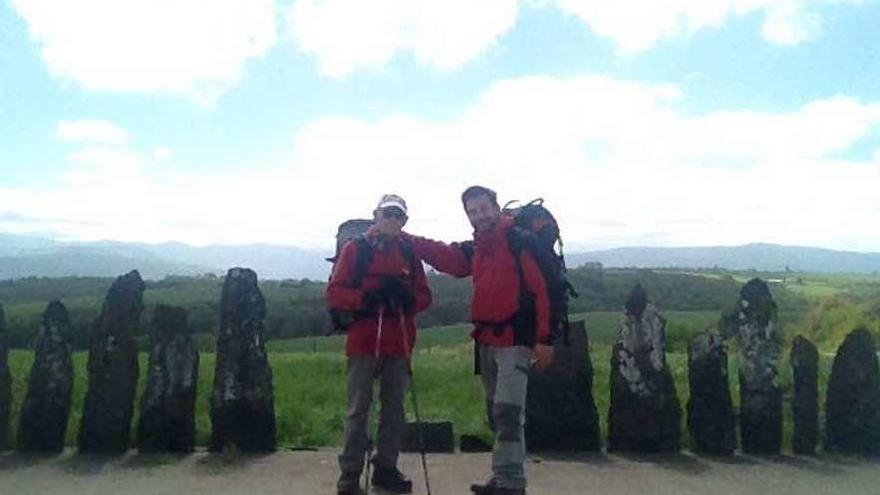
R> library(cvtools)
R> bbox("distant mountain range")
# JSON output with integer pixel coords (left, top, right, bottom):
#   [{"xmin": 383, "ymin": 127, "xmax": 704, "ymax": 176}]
[
  {"xmin": 0, "ymin": 233, "xmax": 332, "ymax": 280},
  {"xmin": 567, "ymin": 243, "xmax": 880, "ymax": 274},
  {"xmin": 1, "ymin": 233, "xmax": 878, "ymax": 280}
]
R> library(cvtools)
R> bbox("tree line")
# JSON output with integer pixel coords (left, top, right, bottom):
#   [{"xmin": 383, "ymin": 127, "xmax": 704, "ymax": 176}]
[{"xmin": 0, "ymin": 266, "xmax": 809, "ymax": 349}]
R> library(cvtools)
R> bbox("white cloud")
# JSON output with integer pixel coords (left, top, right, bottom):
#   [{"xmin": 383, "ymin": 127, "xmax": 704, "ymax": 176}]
[
  {"xmin": 64, "ymin": 146, "xmax": 145, "ymax": 184},
  {"xmin": 283, "ymin": 76, "xmax": 880, "ymax": 250},
  {"xmin": 56, "ymin": 119, "xmax": 129, "ymax": 145},
  {"xmin": 10, "ymin": 0, "xmax": 278, "ymax": 101},
  {"xmin": 287, "ymin": 0, "xmax": 519, "ymax": 77},
  {"xmin": 10, "ymin": 0, "xmax": 872, "ymax": 90},
  {"xmin": 153, "ymin": 147, "xmax": 172, "ymax": 161},
  {"xmin": 759, "ymin": 0, "xmax": 821, "ymax": 45},
  {"xmin": 554, "ymin": 0, "xmax": 870, "ymax": 53},
  {"xmin": 285, "ymin": 0, "xmax": 873, "ymax": 76},
  {"xmin": 4, "ymin": 75, "xmax": 880, "ymax": 251}
]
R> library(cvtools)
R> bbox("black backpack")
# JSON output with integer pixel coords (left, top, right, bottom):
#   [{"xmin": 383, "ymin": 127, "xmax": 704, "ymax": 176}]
[
  {"xmin": 502, "ymin": 198, "xmax": 579, "ymax": 345},
  {"xmin": 326, "ymin": 219, "xmax": 417, "ymax": 333}
]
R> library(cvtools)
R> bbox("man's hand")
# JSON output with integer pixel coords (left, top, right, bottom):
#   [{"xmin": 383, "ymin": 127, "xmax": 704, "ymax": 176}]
[
  {"xmin": 362, "ymin": 289, "xmax": 383, "ymax": 310},
  {"xmin": 533, "ymin": 343, "xmax": 554, "ymax": 372},
  {"xmin": 380, "ymin": 276, "xmax": 414, "ymax": 312}
]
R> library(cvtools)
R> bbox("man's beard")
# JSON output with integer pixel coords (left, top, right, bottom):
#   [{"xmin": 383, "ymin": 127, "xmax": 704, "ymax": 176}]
[{"xmin": 474, "ymin": 219, "xmax": 496, "ymax": 232}]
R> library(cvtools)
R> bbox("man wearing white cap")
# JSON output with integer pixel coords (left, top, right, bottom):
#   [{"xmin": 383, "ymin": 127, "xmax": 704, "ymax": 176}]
[{"xmin": 327, "ymin": 194, "xmax": 433, "ymax": 495}]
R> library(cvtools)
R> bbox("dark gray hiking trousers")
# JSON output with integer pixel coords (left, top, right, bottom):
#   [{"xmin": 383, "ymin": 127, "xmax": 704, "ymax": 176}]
[
  {"xmin": 480, "ymin": 345, "xmax": 533, "ymax": 491},
  {"xmin": 338, "ymin": 355, "xmax": 409, "ymax": 486}
]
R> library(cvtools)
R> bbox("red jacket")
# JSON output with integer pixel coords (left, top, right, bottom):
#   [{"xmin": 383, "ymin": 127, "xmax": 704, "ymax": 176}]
[
  {"xmin": 405, "ymin": 216, "xmax": 550, "ymax": 347},
  {"xmin": 326, "ymin": 233, "xmax": 432, "ymax": 357}
]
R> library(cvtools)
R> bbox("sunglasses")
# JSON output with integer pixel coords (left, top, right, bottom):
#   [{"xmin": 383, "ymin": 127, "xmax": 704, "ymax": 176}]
[{"xmin": 381, "ymin": 207, "xmax": 407, "ymax": 221}]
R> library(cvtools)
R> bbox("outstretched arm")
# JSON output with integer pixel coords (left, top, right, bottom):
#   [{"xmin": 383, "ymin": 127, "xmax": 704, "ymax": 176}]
[{"xmin": 402, "ymin": 232, "xmax": 472, "ymax": 278}]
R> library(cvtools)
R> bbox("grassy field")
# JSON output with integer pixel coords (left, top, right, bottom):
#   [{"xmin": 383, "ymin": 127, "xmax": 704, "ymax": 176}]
[
  {"xmin": 267, "ymin": 310, "xmax": 722, "ymax": 354},
  {"xmin": 5, "ymin": 314, "xmax": 837, "ymax": 453}
]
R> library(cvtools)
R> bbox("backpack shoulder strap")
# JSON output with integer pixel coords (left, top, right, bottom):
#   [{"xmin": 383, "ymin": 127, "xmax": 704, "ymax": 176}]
[
  {"xmin": 459, "ymin": 240, "xmax": 475, "ymax": 263},
  {"xmin": 506, "ymin": 227, "xmax": 533, "ymax": 282},
  {"xmin": 349, "ymin": 235, "xmax": 374, "ymax": 287},
  {"xmin": 506, "ymin": 226, "xmax": 536, "ymax": 258},
  {"xmin": 399, "ymin": 238, "xmax": 419, "ymax": 282}
]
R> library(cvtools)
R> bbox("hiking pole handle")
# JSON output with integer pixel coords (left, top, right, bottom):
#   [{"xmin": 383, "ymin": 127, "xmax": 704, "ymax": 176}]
[
  {"xmin": 375, "ymin": 306, "xmax": 385, "ymax": 360},
  {"xmin": 399, "ymin": 309, "xmax": 413, "ymax": 375}
]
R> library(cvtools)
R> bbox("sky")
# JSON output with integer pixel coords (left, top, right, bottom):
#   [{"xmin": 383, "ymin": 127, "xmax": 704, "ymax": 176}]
[{"xmin": 1, "ymin": 0, "xmax": 879, "ymax": 251}]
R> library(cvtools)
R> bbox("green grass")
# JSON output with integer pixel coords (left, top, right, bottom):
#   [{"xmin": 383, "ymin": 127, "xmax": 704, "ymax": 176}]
[
  {"xmin": 265, "ymin": 324, "xmax": 475, "ymax": 354},
  {"xmin": 5, "ymin": 318, "xmax": 837, "ymax": 453},
  {"xmin": 784, "ymin": 281, "xmax": 843, "ymax": 299},
  {"xmin": 572, "ymin": 310, "xmax": 720, "ymax": 352}
]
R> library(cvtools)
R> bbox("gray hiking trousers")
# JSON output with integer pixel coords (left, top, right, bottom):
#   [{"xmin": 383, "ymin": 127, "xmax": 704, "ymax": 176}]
[
  {"xmin": 480, "ymin": 345, "xmax": 533, "ymax": 490},
  {"xmin": 338, "ymin": 355, "xmax": 409, "ymax": 485}
]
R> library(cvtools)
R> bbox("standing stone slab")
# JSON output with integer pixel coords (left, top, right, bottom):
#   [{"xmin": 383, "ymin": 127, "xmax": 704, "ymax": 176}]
[
  {"xmin": 791, "ymin": 335, "xmax": 819, "ymax": 455},
  {"xmin": 137, "ymin": 305, "xmax": 199, "ymax": 453},
  {"xmin": 79, "ymin": 270, "xmax": 145, "ymax": 454},
  {"xmin": 687, "ymin": 332, "xmax": 735, "ymax": 455},
  {"xmin": 526, "ymin": 319, "xmax": 600, "ymax": 451},
  {"xmin": 18, "ymin": 301, "xmax": 75, "ymax": 453},
  {"xmin": 825, "ymin": 328, "xmax": 880, "ymax": 455},
  {"xmin": 735, "ymin": 278, "xmax": 782, "ymax": 454},
  {"xmin": 608, "ymin": 285, "xmax": 681, "ymax": 453},
  {"xmin": 0, "ymin": 303, "xmax": 10, "ymax": 451},
  {"xmin": 209, "ymin": 268, "xmax": 276, "ymax": 453}
]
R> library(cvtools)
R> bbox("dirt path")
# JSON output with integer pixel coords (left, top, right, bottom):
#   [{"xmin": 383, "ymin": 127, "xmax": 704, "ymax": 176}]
[{"xmin": 1, "ymin": 449, "xmax": 878, "ymax": 495}]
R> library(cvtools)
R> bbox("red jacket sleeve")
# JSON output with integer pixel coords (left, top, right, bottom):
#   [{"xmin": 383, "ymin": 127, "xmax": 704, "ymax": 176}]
[
  {"xmin": 403, "ymin": 233, "xmax": 472, "ymax": 278},
  {"xmin": 520, "ymin": 251, "xmax": 551, "ymax": 345},
  {"xmin": 325, "ymin": 240, "xmax": 367, "ymax": 311}
]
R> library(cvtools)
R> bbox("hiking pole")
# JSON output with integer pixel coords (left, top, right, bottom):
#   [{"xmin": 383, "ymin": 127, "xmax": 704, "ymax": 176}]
[
  {"xmin": 399, "ymin": 309, "xmax": 432, "ymax": 495},
  {"xmin": 364, "ymin": 306, "xmax": 385, "ymax": 494}
]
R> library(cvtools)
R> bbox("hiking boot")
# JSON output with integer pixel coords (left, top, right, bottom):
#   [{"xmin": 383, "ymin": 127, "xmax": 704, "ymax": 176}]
[
  {"xmin": 470, "ymin": 480, "xmax": 526, "ymax": 495},
  {"xmin": 337, "ymin": 471, "xmax": 363, "ymax": 495},
  {"xmin": 371, "ymin": 464, "xmax": 413, "ymax": 494},
  {"xmin": 470, "ymin": 479, "xmax": 496, "ymax": 495}
]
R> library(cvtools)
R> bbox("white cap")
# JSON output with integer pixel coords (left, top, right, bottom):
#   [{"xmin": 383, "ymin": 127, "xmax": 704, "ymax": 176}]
[{"xmin": 376, "ymin": 193, "xmax": 407, "ymax": 215}]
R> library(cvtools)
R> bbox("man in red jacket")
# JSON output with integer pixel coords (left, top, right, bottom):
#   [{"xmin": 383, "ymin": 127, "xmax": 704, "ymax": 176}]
[
  {"xmin": 403, "ymin": 185, "xmax": 553, "ymax": 495},
  {"xmin": 326, "ymin": 194, "xmax": 432, "ymax": 495}
]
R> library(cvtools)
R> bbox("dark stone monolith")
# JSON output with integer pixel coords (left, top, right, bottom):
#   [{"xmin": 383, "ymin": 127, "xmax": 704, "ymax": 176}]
[
  {"xmin": 608, "ymin": 285, "xmax": 681, "ymax": 453},
  {"xmin": 0, "ymin": 303, "xmax": 10, "ymax": 451},
  {"xmin": 825, "ymin": 328, "xmax": 880, "ymax": 456},
  {"xmin": 526, "ymin": 319, "xmax": 600, "ymax": 451},
  {"xmin": 18, "ymin": 301, "xmax": 75, "ymax": 453},
  {"xmin": 735, "ymin": 278, "xmax": 782, "ymax": 454},
  {"xmin": 137, "ymin": 305, "xmax": 199, "ymax": 453},
  {"xmin": 791, "ymin": 335, "xmax": 819, "ymax": 455},
  {"xmin": 687, "ymin": 332, "xmax": 735, "ymax": 455},
  {"xmin": 209, "ymin": 267, "xmax": 276, "ymax": 453},
  {"xmin": 78, "ymin": 270, "xmax": 145, "ymax": 454},
  {"xmin": 402, "ymin": 421, "xmax": 454, "ymax": 453}
]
